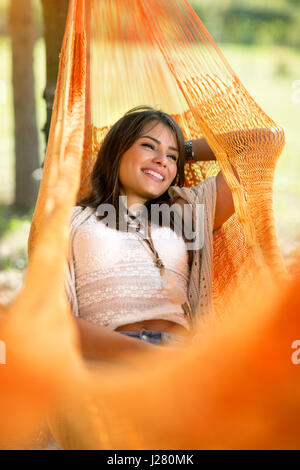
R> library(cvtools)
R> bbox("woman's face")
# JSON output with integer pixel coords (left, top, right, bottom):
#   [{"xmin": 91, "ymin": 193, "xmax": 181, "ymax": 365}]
[{"xmin": 118, "ymin": 121, "xmax": 179, "ymax": 208}]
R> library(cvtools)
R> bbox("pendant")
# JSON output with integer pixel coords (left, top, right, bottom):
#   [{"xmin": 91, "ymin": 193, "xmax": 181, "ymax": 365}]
[{"xmin": 156, "ymin": 258, "xmax": 164, "ymax": 270}]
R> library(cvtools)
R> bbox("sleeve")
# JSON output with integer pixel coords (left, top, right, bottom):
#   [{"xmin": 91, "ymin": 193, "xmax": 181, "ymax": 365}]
[
  {"xmin": 168, "ymin": 177, "xmax": 217, "ymax": 317},
  {"xmin": 168, "ymin": 176, "xmax": 217, "ymax": 239}
]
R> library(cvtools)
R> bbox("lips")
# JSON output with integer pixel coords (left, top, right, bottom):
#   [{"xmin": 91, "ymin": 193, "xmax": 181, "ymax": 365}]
[{"xmin": 141, "ymin": 167, "xmax": 165, "ymax": 182}]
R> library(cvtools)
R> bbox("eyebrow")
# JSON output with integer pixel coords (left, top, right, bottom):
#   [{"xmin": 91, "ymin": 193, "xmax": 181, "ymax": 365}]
[{"xmin": 141, "ymin": 135, "xmax": 179, "ymax": 153}]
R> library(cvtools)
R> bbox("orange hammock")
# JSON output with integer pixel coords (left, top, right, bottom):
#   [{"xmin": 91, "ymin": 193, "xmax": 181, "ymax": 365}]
[
  {"xmin": 1, "ymin": 0, "xmax": 299, "ymax": 450},
  {"xmin": 29, "ymin": 0, "xmax": 287, "ymax": 312}
]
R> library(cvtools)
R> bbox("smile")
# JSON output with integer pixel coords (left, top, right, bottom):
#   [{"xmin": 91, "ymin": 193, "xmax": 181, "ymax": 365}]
[{"xmin": 142, "ymin": 169, "xmax": 165, "ymax": 182}]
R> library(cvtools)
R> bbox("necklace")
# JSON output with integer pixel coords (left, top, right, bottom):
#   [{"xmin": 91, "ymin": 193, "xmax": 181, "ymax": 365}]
[{"xmin": 126, "ymin": 210, "xmax": 193, "ymax": 322}]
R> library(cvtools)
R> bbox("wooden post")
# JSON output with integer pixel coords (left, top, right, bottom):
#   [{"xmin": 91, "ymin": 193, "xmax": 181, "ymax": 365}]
[
  {"xmin": 10, "ymin": 0, "xmax": 40, "ymax": 209},
  {"xmin": 40, "ymin": 0, "xmax": 69, "ymax": 148}
]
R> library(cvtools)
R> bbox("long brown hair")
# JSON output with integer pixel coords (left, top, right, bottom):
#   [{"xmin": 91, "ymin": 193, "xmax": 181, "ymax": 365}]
[
  {"xmin": 78, "ymin": 106, "xmax": 185, "ymax": 217},
  {"xmin": 79, "ymin": 106, "xmax": 193, "ymax": 267}
]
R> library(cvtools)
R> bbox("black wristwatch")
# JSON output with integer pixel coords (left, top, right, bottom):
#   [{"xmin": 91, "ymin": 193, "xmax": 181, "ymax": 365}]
[{"xmin": 184, "ymin": 140, "xmax": 195, "ymax": 161}]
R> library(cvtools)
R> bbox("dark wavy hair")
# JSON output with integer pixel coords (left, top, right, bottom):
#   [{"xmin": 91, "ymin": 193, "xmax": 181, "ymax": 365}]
[{"xmin": 78, "ymin": 105, "xmax": 186, "ymax": 216}]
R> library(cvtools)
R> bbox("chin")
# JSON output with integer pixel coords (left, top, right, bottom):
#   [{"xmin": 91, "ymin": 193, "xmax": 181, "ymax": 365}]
[
  {"xmin": 145, "ymin": 189, "xmax": 169, "ymax": 202},
  {"xmin": 140, "ymin": 181, "xmax": 172, "ymax": 201}
]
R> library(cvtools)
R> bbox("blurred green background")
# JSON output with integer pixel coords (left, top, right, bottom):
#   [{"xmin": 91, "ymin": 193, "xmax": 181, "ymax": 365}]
[{"xmin": 0, "ymin": 0, "xmax": 299, "ymax": 303}]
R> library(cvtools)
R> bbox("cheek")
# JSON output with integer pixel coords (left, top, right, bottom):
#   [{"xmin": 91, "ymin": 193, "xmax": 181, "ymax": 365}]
[
  {"xmin": 118, "ymin": 153, "xmax": 139, "ymax": 186},
  {"xmin": 120, "ymin": 149, "xmax": 140, "ymax": 172}
]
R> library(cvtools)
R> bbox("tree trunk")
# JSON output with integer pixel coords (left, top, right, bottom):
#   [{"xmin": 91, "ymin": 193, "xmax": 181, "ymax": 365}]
[
  {"xmin": 10, "ymin": 0, "xmax": 40, "ymax": 210},
  {"xmin": 41, "ymin": 0, "xmax": 69, "ymax": 148}
]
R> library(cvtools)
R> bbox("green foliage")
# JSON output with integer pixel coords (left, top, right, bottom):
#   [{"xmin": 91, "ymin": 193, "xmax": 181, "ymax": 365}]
[
  {"xmin": 223, "ymin": 6, "xmax": 292, "ymax": 45},
  {"xmin": 190, "ymin": 0, "xmax": 300, "ymax": 47},
  {"xmin": 0, "ymin": 204, "xmax": 33, "ymax": 238},
  {"xmin": 0, "ymin": 204, "xmax": 32, "ymax": 271},
  {"xmin": 0, "ymin": 249, "xmax": 27, "ymax": 271}
]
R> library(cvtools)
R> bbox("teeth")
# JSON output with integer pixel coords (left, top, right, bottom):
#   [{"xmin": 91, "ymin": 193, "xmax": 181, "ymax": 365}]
[{"xmin": 143, "ymin": 170, "xmax": 164, "ymax": 181}]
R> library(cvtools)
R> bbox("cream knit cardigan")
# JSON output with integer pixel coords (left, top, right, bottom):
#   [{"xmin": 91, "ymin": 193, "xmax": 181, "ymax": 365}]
[{"xmin": 65, "ymin": 177, "xmax": 217, "ymax": 326}]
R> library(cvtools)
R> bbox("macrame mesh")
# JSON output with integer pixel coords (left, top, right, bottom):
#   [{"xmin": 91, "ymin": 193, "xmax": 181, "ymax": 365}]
[
  {"xmin": 78, "ymin": 0, "xmax": 286, "ymax": 317},
  {"xmin": 1, "ymin": 0, "xmax": 298, "ymax": 451}
]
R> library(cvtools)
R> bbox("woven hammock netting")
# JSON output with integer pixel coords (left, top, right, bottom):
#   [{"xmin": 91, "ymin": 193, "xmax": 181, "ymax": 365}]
[{"xmin": 1, "ymin": 0, "xmax": 300, "ymax": 450}]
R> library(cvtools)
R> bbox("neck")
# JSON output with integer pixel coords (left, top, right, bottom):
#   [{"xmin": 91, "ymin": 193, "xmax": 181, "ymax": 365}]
[{"xmin": 119, "ymin": 191, "xmax": 148, "ymax": 211}]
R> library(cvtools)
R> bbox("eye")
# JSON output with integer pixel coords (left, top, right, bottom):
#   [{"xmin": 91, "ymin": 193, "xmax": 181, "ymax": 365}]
[
  {"xmin": 167, "ymin": 154, "xmax": 178, "ymax": 162},
  {"xmin": 142, "ymin": 143, "xmax": 155, "ymax": 150}
]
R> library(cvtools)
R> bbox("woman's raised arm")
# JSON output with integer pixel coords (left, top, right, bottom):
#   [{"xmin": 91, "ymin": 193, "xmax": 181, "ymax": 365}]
[{"xmin": 190, "ymin": 136, "xmax": 241, "ymax": 231}]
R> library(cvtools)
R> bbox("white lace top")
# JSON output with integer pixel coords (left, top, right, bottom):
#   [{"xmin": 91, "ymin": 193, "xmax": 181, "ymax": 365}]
[
  {"xmin": 73, "ymin": 213, "xmax": 191, "ymax": 331},
  {"xmin": 66, "ymin": 177, "xmax": 217, "ymax": 326}
]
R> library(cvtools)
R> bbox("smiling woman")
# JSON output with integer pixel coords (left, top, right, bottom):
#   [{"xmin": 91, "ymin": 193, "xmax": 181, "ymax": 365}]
[
  {"xmin": 64, "ymin": 105, "xmax": 235, "ymax": 363},
  {"xmin": 118, "ymin": 121, "xmax": 180, "ymax": 207}
]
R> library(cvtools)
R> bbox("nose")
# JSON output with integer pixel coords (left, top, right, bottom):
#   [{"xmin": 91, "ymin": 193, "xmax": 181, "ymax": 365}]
[{"xmin": 152, "ymin": 151, "xmax": 168, "ymax": 167}]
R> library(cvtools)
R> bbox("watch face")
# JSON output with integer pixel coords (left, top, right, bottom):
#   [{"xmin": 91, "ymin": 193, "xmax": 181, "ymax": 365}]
[{"xmin": 184, "ymin": 140, "xmax": 193, "ymax": 160}]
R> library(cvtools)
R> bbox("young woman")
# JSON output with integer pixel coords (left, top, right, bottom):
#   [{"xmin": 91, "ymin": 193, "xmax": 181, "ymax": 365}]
[{"xmin": 65, "ymin": 106, "xmax": 236, "ymax": 363}]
